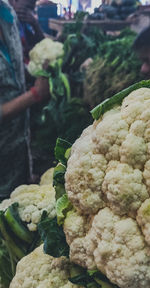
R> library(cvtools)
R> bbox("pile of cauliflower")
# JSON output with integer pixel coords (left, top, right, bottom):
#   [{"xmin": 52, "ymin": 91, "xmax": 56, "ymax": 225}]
[
  {"xmin": 28, "ymin": 38, "xmax": 64, "ymax": 76},
  {"xmin": 62, "ymin": 87, "xmax": 150, "ymax": 288},
  {"xmin": 7, "ymin": 87, "xmax": 150, "ymax": 288}
]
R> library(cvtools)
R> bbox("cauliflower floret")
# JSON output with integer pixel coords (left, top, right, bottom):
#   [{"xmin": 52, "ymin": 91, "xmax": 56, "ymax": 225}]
[
  {"xmin": 121, "ymin": 88, "xmax": 150, "ymax": 125},
  {"xmin": 137, "ymin": 199, "xmax": 150, "ymax": 245},
  {"xmin": 40, "ymin": 168, "xmax": 54, "ymax": 186},
  {"xmin": 102, "ymin": 161, "xmax": 148, "ymax": 217},
  {"xmin": 10, "ymin": 245, "xmax": 83, "ymax": 288},
  {"xmin": 28, "ymin": 39, "xmax": 63, "ymax": 75},
  {"xmin": 91, "ymin": 208, "xmax": 150, "ymax": 288},
  {"xmin": 65, "ymin": 208, "xmax": 150, "ymax": 288},
  {"xmin": 64, "ymin": 210, "xmax": 89, "ymax": 245},
  {"xmin": 65, "ymin": 126, "xmax": 107, "ymax": 215},
  {"xmin": 0, "ymin": 184, "xmax": 56, "ymax": 231},
  {"xmin": 120, "ymin": 134, "xmax": 147, "ymax": 169},
  {"xmin": 92, "ymin": 107, "xmax": 129, "ymax": 161},
  {"xmin": 143, "ymin": 160, "xmax": 150, "ymax": 192}
]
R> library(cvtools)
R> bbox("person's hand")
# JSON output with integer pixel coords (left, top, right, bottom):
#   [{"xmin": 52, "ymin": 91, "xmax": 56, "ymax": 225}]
[{"xmin": 34, "ymin": 77, "xmax": 50, "ymax": 102}]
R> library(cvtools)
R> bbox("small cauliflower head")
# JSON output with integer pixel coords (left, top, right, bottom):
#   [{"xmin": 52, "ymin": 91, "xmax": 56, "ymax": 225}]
[
  {"xmin": 28, "ymin": 38, "xmax": 63, "ymax": 75},
  {"xmin": 0, "ymin": 184, "xmax": 56, "ymax": 231},
  {"xmin": 64, "ymin": 88, "xmax": 150, "ymax": 288},
  {"xmin": 9, "ymin": 245, "xmax": 83, "ymax": 288}
]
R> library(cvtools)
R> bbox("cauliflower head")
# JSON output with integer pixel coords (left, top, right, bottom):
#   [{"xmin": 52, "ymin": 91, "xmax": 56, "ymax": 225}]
[
  {"xmin": 28, "ymin": 38, "xmax": 63, "ymax": 75},
  {"xmin": 64, "ymin": 88, "xmax": 150, "ymax": 288},
  {"xmin": 0, "ymin": 184, "xmax": 56, "ymax": 231},
  {"xmin": 9, "ymin": 245, "xmax": 83, "ymax": 288}
]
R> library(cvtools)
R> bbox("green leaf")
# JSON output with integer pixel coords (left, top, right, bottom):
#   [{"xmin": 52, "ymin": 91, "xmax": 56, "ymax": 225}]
[
  {"xmin": 55, "ymin": 183, "xmax": 66, "ymax": 201},
  {"xmin": 38, "ymin": 213, "xmax": 69, "ymax": 258},
  {"xmin": 88, "ymin": 270, "xmax": 119, "ymax": 288},
  {"xmin": 55, "ymin": 138, "xmax": 72, "ymax": 165},
  {"xmin": 0, "ymin": 240, "xmax": 12, "ymax": 288},
  {"xmin": 53, "ymin": 163, "xmax": 66, "ymax": 186},
  {"xmin": 91, "ymin": 80, "xmax": 150, "ymax": 120},
  {"xmin": 4, "ymin": 203, "xmax": 33, "ymax": 244},
  {"xmin": 0, "ymin": 211, "xmax": 26, "ymax": 261},
  {"xmin": 56, "ymin": 194, "xmax": 73, "ymax": 225},
  {"xmin": 69, "ymin": 270, "xmax": 99, "ymax": 288}
]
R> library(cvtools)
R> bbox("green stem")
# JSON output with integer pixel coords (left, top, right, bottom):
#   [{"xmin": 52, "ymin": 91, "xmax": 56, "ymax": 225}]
[
  {"xmin": 0, "ymin": 212, "xmax": 26, "ymax": 261},
  {"xmin": 91, "ymin": 80, "xmax": 150, "ymax": 120}
]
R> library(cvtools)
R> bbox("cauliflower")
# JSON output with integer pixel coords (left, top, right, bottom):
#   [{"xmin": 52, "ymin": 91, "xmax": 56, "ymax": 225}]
[
  {"xmin": 0, "ymin": 184, "xmax": 56, "ymax": 231},
  {"xmin": 40, "ymin": 168, "xmax": 54, "ymax": 186},
  {"xmin": 63, "ymin": 87, "xmax": 150, "ymax": 288},
  {"xmin": 10, "ymin": 245, "xmax": 83, "ymax": 288},
  {"xmin": 28, "ymin": 38, "xmax": 63, "ymax": 75}
]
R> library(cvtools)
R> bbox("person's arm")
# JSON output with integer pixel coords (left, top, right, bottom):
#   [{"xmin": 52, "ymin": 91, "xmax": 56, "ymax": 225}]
[{"xmin": 1, "ymin": 77, "xmax": 49, "ymax": 121}]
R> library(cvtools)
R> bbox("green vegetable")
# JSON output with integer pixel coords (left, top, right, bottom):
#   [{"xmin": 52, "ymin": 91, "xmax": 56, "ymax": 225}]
[
  {"xmin": 38, "ymin": 213, "xmax": 69, "ymax": 258},
  {"xmin": 55, "ymin": 183, "xmax": 66, "ymax": 202},
  {"xmin": 0, "ymin": 211, "xmax": 26, "ymax": 261},
  {"xmin": 55, "ymin": 138, "xmax": 72, "ymax": 165},
  {"xmin": 56, "ymin": 194, "xmax": 73, "ymax": 225},
  {"xmin": 0, "ymin": 204, "xmax": 41, "ymax": 285},
  {"xmin": 91, "ymin": 80, "xmax": 150, "ymax": 120},
  {"xmin": 0, "ymin": 240, "xmax": 12, "ymax": 288},
  {"xmin": 4, "ymin": 203, "xmax": 33, "ymax": 244},
  {"xmin": 0, "ymin": 210, "xmax": 26, "ymax": 276},
  {"xmin": 60, "ymin": 73, "xmax": 71, "ymax": 103},
  {"xmin": 85, "ymin": 30, "xmax": 141, "ymax": 109},
  {"xmin": 69, "ymin": 267, "xmax": 118, "ymax": 288},
  {"xmin": 53, "ymin": 163, "xmax": 66, "ymax": 186}
]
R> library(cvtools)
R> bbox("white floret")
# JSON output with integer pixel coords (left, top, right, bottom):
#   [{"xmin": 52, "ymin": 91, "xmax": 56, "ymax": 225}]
[
  {"xmin": 65, "ymin": 208, "xmax": 150, "ymax": 288},
  {"xmin": 102, "ymin": 161, "xmax": 148, "ymax": 217},
  {"xmin": 0, "ymin": 184, "xmax": 56, "ymax": 231},
  {"xmin": 137, "ymin": 199, "xmax": 150, "ymax": 245},
  {"xmin": 65, "ymin": 126, "xmax": 106, "ymax": 214}
]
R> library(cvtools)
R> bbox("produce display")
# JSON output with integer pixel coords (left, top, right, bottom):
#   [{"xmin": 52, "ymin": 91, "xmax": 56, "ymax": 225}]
[
  {"xmin": 84, "ymin": 29, "xmax": 141, "ymax": 108},
  {"xmin": 1, "ymin": 15, "xmax": 146, "ymax": 287},
  {"xmin": 2, "ymin": 80, "xmax": 150, "ymax": 287},
  {"xmin": 29, "ymin": 23, "xmax": 141, "ymax": 177},
  {"xmin": 89, "ymin": 0, "xmax": 138, "ymax": 20}
]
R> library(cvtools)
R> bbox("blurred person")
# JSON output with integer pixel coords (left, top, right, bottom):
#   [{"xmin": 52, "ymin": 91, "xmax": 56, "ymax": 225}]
[
  {"xmin": 0, "ymin": 0, "xmax": 50, "ymax": 200},
  {"xmin": 10, "ymin": 0, "xmax": 44, "ymax": 64},
  {"xmin": 133, "ymin": 26, "xmax": 150, "ymax": 79}
]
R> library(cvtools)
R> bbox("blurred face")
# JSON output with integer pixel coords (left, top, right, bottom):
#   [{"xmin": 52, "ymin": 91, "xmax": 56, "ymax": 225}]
[
  {"xmin": 15, "ymin": 0, "xmax": 36, "ymax": 10},
  {"xmin": 8, "ymin": 0, "xmax": 18, "ymax": 8},
  {"xmin": 138, "ymin": 47, "xmax": 150, "ymax": 79}
]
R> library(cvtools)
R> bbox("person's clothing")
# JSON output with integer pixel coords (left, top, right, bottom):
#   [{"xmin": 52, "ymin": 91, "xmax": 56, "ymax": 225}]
[
  {"xmin": 19, "ymin": 22, "xmax": 38, "ymax": 64},
  {"xmin": 0, "ymin": 0, "xmax": 28, "ymax": 199}
]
